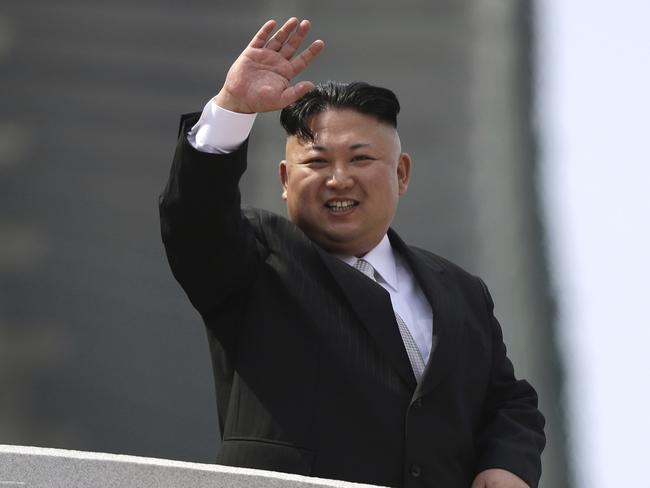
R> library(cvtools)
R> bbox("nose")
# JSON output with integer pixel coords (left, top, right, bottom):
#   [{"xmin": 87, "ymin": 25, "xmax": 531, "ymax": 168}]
[{"xmin": 325, "ymin": 165, "xmax": 354, "ymax": 189}]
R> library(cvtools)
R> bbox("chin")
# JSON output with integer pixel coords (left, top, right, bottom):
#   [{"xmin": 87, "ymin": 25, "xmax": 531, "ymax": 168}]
[
  {"xmin": 304, "ymin": 223, "xmax": 377, "ymax": 256},
  {"xmin": 321, "ymin": 236, "xmax": 373, "ymax": 257},
  {"xmin": 309, "ymin": 233, "xmax": 353, "ymax": 255}
]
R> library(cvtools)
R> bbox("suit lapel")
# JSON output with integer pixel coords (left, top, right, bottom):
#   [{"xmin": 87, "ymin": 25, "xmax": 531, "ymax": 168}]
[
  {"xmin": 307, "ymin": 226, "xmax": 459, "ymax": 395},
  {"xmin": 387, "ymin": 230, "xmax": 458, "ymax": 399},
  {"xmin": 314, "ymin": 246, "xmax": 417, "ymax": 390}
]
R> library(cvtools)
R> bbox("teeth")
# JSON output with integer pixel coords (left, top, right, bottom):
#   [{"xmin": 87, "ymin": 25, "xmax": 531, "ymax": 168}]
[{"xmin": 326, "ymin": 200, "xmax": 357, "ymax": 211}]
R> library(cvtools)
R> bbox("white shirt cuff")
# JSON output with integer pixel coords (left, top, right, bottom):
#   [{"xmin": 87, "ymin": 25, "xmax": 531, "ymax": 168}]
[{"xmin": 187, "ymin": 99, "xmax": 257, "ymax": 154}]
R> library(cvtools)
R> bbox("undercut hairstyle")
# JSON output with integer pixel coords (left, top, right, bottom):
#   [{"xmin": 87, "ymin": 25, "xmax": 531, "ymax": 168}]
[{"xmin": 280, "ymin": 81, "xmax": 400, "ymax": 141}]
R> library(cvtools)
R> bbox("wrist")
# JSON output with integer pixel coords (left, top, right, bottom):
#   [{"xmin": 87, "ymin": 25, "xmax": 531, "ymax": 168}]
[{"xmin": 213, "ymin": 90, "xmax": 254, "ymax": 114}]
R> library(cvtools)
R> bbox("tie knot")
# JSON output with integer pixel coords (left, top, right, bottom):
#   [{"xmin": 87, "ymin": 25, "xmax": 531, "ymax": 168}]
[{"xmin": 354, "ymin": 258, "xmax": 375, "ymax": 280}]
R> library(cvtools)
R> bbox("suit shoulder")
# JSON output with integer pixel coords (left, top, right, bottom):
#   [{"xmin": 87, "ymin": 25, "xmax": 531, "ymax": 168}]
[
  {"xmin": 408, "ymin": 245, "xmax": 497, "ymax": 314},
  {"xmin": 241, "ymin": 206, "xmax": 302, "ymax": 244},
  {"xmin": 241, "ymin": 206, "xmax": 322, "ymax": 261},
  {"xmin": 409, "ymin": 245, "xmax": 485, "ymax": 284},
  {"xmin": 241, "ymin": 206, "xmax": 287, "ymax": 229}
]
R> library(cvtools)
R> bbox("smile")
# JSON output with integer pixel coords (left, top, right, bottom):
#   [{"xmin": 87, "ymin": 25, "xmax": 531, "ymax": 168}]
[{"xmin": 325, "ymin": 199, "xmax": 359, "ymax": 212}]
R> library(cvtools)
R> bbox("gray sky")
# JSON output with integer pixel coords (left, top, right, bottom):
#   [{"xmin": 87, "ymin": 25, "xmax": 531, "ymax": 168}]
[{"xmin": 536, "ymin": 1, "xmax": 650, "ymax": 486}]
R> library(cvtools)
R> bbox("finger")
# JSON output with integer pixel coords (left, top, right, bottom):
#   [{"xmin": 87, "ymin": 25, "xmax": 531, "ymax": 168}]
[
  {"xmin": 265, "ymin": 17, "xmax": 299, "ymax": 51},
  {"xmin": 248, "ymin": 19, "xmax": 277, "ymax": 48},
  {"xmin": 278, "ymin": 19, "xmax": 311, "ymax": 59},
  {"xmin": 290, "ymin": 39, "xmax": 324, "ymax": 75},
  {"xmin": 279, "ymin": 81, "xmax": 315, "ymax": 108}
]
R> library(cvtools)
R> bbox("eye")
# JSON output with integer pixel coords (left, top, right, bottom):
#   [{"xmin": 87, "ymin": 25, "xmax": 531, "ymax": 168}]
[
  {"xmin": 351, "ymin": 155, "xmax": 374, "ymax": 162},
  {"xmin": 300, "ymin": 157, "xmax": 327, "ymax": 165}
]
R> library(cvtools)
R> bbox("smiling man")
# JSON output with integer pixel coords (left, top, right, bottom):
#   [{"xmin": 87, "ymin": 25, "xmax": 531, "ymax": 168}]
[
  {"xmin": 160, "ymin": 18, "xmax": 545, "ymax": 488},
  {"xmin": 279, "ymin": 90, "xmax": 411, "ymax": 257}
]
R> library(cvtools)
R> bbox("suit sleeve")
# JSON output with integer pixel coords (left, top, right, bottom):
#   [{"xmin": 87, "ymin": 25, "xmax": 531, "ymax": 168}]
[
  {"xmin": 474, "ymin": 279, "xmax": 546, "ymax": 488},
  {"xmin": 159, "ymin": 112, "xmax": 262, "ymax": 321}
]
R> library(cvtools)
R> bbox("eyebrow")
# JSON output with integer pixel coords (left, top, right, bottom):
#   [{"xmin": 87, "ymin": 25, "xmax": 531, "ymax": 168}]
[{"xmin": 307, "ymin": 143, "xmax": 372, "ymax": 151}]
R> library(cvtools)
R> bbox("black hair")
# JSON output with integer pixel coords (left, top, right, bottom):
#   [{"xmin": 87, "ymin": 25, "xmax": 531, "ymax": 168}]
[{"xmin": 280, "ymin": 81, "xmax": 400, "ymax": 140}]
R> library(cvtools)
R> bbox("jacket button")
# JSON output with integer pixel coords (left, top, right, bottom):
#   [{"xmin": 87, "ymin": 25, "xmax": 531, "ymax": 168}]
[
  {"xmin": 413, "ymin": 398, "xmax": 422, "ymax": 409},
  {"xmin": 410, "ymin": 464, "xmax": 421, "ymax": 478}
]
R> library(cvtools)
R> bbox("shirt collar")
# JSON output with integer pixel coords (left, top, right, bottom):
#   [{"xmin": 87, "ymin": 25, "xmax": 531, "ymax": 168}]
[{"xmin": 337, "ymin": 235, "xmax": 399, "ymax": 292}]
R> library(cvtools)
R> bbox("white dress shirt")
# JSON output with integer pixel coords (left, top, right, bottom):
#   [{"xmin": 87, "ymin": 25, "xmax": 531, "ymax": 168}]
[{"xmin": 188, "ymin": 99, "xmax": 435, "ymax": 364}]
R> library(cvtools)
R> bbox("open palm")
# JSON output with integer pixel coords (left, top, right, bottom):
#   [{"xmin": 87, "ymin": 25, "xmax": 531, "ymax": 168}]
[{"xmin": 217, "ymin": 18, "xmax": 324, "ymax": 114}]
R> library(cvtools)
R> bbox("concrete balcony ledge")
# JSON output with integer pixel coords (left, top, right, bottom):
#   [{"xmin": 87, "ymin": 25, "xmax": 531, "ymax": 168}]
[{"xmin": 0, "ymin": 445, "xmax": 382, "ymax": 488}]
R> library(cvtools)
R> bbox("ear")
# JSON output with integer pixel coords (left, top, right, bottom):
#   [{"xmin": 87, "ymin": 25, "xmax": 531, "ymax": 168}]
[
  {"xmin": 397, "ymin": 153, "xmax": 412, "ymax": 195},
  {"xmin": 279, "ymin": 160, "xmax": 289, "ymax": 200}
]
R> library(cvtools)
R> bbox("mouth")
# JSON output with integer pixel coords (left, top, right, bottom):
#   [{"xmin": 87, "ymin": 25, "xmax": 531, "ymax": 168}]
[{"xmin": 324, "ymin": 199, "xmax": 359, "ymax": 213}]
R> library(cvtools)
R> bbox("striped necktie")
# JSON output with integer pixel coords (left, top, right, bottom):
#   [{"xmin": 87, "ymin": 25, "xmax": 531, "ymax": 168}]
[{"xmin": 354, "ymin": 258, "xmax": 426, "ymax": 381}]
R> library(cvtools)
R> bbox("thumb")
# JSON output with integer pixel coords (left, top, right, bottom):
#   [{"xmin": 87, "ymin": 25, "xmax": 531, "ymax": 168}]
[{"xmin": 279, "ymin": 81, "xmax": 315, "ymax": 108}]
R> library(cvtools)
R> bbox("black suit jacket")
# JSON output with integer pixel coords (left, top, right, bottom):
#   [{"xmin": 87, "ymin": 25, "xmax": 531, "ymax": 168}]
[{"xmin": 159, "ymin": 113, "xmax": 545, "ymax": 488}]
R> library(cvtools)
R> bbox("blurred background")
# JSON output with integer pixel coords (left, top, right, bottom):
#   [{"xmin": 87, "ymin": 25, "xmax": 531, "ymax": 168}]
[{"xmin": 1, "ymin": 1, "xmax": 648, "ymax": 487}]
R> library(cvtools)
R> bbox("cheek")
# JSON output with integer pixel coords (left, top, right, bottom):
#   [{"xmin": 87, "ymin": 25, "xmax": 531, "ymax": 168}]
[
  {"xmin": 369, "ymin": 170, "xmax": 399, "ymax": 194},
  {"xmin": 290, "ymin": 174, "xmax": 322, "ymax": 199}
]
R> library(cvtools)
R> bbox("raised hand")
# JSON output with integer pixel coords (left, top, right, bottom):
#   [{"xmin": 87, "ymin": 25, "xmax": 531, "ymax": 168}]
[{"xmin": 214, "ymin": 18, "xmax": 324, "ymax": 114}]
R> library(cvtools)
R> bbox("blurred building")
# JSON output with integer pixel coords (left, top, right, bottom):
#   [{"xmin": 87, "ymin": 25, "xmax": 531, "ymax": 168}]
[{"xmin": 0, "ymin": 1, "xmax": 570, "ymax": 486}]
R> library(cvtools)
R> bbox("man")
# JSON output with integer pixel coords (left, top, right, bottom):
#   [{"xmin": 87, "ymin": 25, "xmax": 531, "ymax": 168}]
[{"xmin": 160, "ymin": 17, "xmax": 545, "ymax": 488}]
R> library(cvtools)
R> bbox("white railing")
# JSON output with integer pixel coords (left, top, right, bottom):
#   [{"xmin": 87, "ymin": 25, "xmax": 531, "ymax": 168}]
[{"xmin": 0, "ymin": 445, "xmax": 382, "ymax": 488}]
